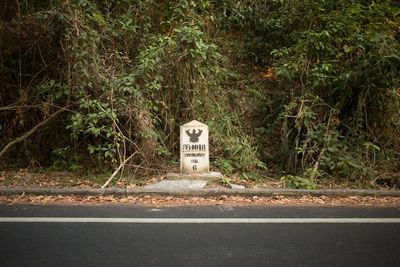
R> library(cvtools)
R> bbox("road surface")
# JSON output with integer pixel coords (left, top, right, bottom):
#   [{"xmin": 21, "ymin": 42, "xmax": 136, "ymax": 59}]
[{"xmin": 1, "ymin": 205, "xmax": 400, "ymax": 266}]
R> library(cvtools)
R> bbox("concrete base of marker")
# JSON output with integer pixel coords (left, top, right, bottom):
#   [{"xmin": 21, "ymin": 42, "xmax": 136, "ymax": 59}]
[
  {"xmin": 145, "ymin": 180, "xmax": 207, "ymax": 190},
  {"xmin": 166, "ymin": 172, "xmax": 222, "ymax": 181}
]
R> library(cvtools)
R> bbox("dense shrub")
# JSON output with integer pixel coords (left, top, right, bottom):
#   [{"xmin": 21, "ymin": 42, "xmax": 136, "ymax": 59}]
[
  {"xmin": 222, "ymin": 0, "xmax": 400, "ymax": 185},
  {"xmin": 1, "ymin": 0, "xmax": 399, "ymax": 187}
]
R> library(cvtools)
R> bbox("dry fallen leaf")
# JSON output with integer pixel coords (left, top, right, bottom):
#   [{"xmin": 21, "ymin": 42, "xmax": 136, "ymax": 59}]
[{"xmin": 119, "ymin": 198, "xmax": 128, "ymax": 203}]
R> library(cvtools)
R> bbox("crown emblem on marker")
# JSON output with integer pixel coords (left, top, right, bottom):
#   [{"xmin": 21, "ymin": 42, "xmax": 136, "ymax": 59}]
[{"xmin": 186, "ymin": 129, "xmax": 202, "ymax": 143}]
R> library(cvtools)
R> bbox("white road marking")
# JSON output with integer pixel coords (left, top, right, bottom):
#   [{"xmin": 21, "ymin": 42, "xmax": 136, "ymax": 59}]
[
  {"xmin": 149, "ymin": 209, "xmax": 162, "ymax": 212},
  {"xmin": 0, "ymin": 217, "xmax": 400, "ymax": 223}
]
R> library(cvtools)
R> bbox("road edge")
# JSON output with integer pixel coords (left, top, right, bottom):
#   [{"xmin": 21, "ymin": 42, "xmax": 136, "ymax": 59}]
[{"xmin": 0, "ymin": 187, "xmax": 400, "ymax": 197}]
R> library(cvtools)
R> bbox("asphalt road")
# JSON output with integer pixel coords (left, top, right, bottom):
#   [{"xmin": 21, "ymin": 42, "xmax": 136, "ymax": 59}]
[{"xmin": 1, "ymin": 205, "xmax": 400, "ymax": 267}]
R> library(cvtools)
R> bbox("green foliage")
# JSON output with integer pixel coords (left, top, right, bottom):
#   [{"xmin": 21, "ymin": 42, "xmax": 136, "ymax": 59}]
[
  {"xmin": 1, "ymin": 0, "xmax": 399, "ymax": 188},
  {"xmin": 281, "ymin": 174, "xmax": 318, "ymax": 190},
  {"xmin": 51, "ymin": 147, "xmax": 83, "ymax": 171},
  {"xmin": 221, "ymin": 0, "xmax": 400, "ymax": 186},
  {"xmin": 220, "ymin": 176, "xmax": 232, "ymax": 187},
  {"xmin": 209, "ymin": 104, "xmax": 265, "ymax": 175},
  {"xmin": 0, "ymin": 0, "xmax": 264, "ymax": 176}
]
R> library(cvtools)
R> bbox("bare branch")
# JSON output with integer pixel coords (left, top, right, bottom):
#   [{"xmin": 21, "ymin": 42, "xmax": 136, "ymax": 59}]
[
  {"xmin": 310, "ymin": 112, "xmax": 332, "ymax": 181},
  {"xmin": 0, "ymin": 105, "xmax": 20, "ymax": 111},
  {"xmin": 101, "ymin": 152, "xmax": 137, "ymax": 189},
  {"xmin": 0, "ymin": 106, "xmax": 68, "ymax": 160}
]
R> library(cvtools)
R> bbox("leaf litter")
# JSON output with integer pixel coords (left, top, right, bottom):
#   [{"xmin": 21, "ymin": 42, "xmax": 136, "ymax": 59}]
[
  {"xmin": 1, "ymin": 194, "xmax": 400, "ymax": 207},
  {"xmin": 1, "ymin": 170, "xmax": 400, "ymax": 207}
]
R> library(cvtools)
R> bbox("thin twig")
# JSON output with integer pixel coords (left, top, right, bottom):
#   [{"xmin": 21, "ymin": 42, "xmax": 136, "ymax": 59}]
[
  {"xmin": 370, "ymin": 172, "xmax": 391, "ymax": 185},
  {"xmin": 126, "ymin": 163, "xmax": 169, "ymax": 172},
  {"xmin": 116, "ymin": 141, "xmax": 127, "ymax": 185},
  {"xmin": 101, "ymin": 152, "xmax": 137, "ymax": 188},
  {"xmin": 98, "ymin": 105, "xmax": 146, "ymax": 160},
  {"xmin": 0, "ymin": 105, "xmax": 20, "ymax": 111},
  {"xmin": 0, "ymin": 106, "xmax": 68, "ymax": 159},
  {"xmin": 310, "ymin": 111, "xmax": 332, "ymax": 181},
  {"xmin": 262, "ymin": 175, "xmax": 279, "ymax": 182}
]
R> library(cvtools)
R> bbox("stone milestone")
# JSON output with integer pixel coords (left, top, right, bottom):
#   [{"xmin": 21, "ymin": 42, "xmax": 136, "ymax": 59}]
[
  {"xmin": 180, "ymin": 120, "xmax": 209, "ymax": 173},
  {"xmin": 165, "ymin": 120, "xmax": 222, "ymax": 181}
]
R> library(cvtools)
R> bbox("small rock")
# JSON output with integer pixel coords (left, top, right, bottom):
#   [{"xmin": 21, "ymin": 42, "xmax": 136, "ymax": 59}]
[{"xmin": 231, "ymin": 184, "xmax": 245, "ymax": 189}]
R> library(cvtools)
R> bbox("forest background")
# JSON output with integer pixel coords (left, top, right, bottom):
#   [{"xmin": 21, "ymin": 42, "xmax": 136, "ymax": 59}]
[{"xmin": 1, "ymin": 0, "xmax": 400, "ymax": 189}]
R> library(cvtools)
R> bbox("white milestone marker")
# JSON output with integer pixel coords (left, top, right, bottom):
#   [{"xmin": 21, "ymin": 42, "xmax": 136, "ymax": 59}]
[
  {"xmin": 180, "ymin": 120, "xmax": 209, "ymax": 174},
  {"xmin": 164, "ymin": 120, "xmax": 221, "ymax": 180}
]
